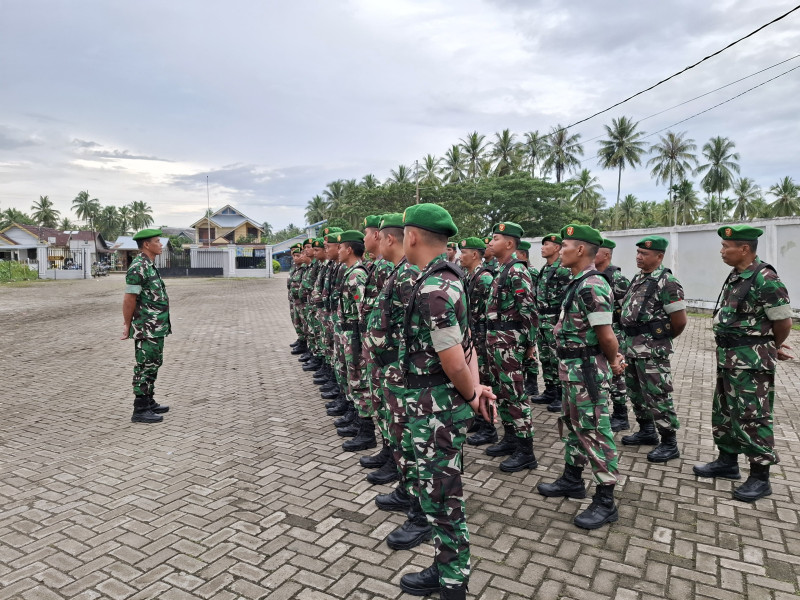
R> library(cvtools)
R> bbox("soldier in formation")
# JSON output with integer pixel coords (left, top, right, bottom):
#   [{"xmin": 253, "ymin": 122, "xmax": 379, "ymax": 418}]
[{"xmin": 515, "ymin": 240, "xmax": 541, "ymax": 398}]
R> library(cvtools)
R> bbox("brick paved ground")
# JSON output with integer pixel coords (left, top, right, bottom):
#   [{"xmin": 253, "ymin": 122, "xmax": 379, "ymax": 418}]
[{"xmin": 1, "ymin": 275, "xmax": 799, "ymax": 600}]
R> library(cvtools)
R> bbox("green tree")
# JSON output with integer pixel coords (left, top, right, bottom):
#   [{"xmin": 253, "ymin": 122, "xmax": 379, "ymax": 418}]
[
  {"xmin": 569, "ymin": 169, "xmax": 604, "ymax": 213},
  {"xmin": 59, "ymin": 217, "xmax": 75, "ymax": 230},
  {"xmin": 442, "ymin": 145, "xmax": 467, "ymax": 184},
  {"xmin": 646, "ymin": 130, "xmax": 698, "ymax": 225},
  {"xmin": 323, "ymin": 180, "xmax": 347, "ymax": 214},
  {"xmin": 522, "ymin": 130, "xmax": 547, "ymax": 178},
  {"xmin": 117, "ymin": 205, "xmax": 132, "ymax": 235},
  {"xmin": 490, "ymin": 129, "xmax": 520, "ymax": 177},
  {"xmin": 419, "ymin": 155, "xmax": 441, "ymax": 186},
  {"xmin": 387, "ymin": 164, "xmax": 412, "ymax": 185},
  {"xmin": 731, "ymin": 177, "xmax": 761, "ymax": 221},
  {"xmin": 672, "ymin": 179, "xmax": 700, "ymax": 225},
  {"xmin": 0, "ymin": 208, "xmax": 34, "ymax": 229},
  {"xmin": 305, "ymin": 194, "xmax": 328, "ymax": 224},
  {"xmin": 72, "ymin": 190, "xmax": 101, "ymax": 227},
  {"xmin": 360, "ymin": 174, "xmax": 381, "ymax": 189},
  {"xmin": 544, "ymin": 124, "xmax": 584, "ymax": 183},
  {"xmin": 96, "ymin": 205, "xmax": 120, "ymax": 239},
  {"xmin": 696, "ymin": 136, "xmax": 740, "ymax": 215},
  {"xmin": 597, "ymin": 116, "xmax": 647, "ymax": 210},
  {"xmin": 768, "ymin": 176, "xmax": 799, "ymax": 217},
  {"xmin": 129, "ymin": 200, "xmax": 154, "ymax": 231},
  {"xmin": 618, "ymin": 193, "xmax": 639, "ymax": 229},
  {"xmin": 460, "ymin": 131, "xmax": 489, "ymax": 181},
  {"xmin": 31, "ymin": 195, "xmax": 60, "ymax": 228}
]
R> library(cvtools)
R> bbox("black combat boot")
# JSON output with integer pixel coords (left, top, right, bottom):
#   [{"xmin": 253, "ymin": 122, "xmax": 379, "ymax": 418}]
[
  {"xmin": 499, "ymin": 437, "xmax": 537, "ymax": 472},
  {"xmin": 361, "ymin": 441, "xmax": 392, "ymax": 469},
  {"xmin": 609, "ymin": 402, "xmax": 629, "ymax": 432},
  {"xmin": 327, "ymin": 396, "xmax": 350, "ymax": 417},
  {"xmin": 621, "ymin": 418, "xmax": 659, "ymax": 446},
  {"xmin": 367, "ymin": 453, "xmax": 400, "ymax": 485},
  {"xmin": 537, "ymin": 464, "xmax": 586, "ymax": 499},
  {"xmin": 692, "ymin": 451, "xmax": 741, "ymax": 479},
  {"xmin": 335, "ymin": 405, "xmax": 358, "ymax": 430},
  {"xmin": 290, "ymin": 338, "xmax": 301, "ymax": 348},
  {"xmin": 131, "ymin": 396, "xmax": 163, "ymax": 424},
  {"xmin": 466, "ymin": 417, "xmax": 498, "ymax": 446},
  {"xmin": 485, "ymin": 423, "xmax": 517, "ymax": 457},
  {"xmin": 321, "ymin": 384, "xmax": 340, "ymax": 400},
  {"xmin": 531, "ymin": 383, "xmax": 555, "ymax": 405},
  {"xmin": 733, "ymin": 463, "xmax": 772, "ymax": 502},
  {"xmin": 146, "ymin": 396, "xmax": 169, "ymax": 414},
  {"xmin": 376, "ymin": 485, "xmax": 412, "ymax": 513},
  {"xmin": 400, "ymin": 563, "xmax": 440, "ymax": 596},
  {"xmin": 387, "ymin": 498, "xmax": 432, "ymax": 550},
  {"xmin": 343, "ymin": 417, "xmax": 377, "ymax": 451},
  {"xmin": 302, "ymin": 356, "xmax": 322, "ymax": 371},
  {"xmin": 440, "ymin": 585, "xmax": 468, "ymax": 600},
  {"xmin": 647, "ymin": 427, "xmax": 680, "ymax": 463},
  {"xmin": 546, "ymin": 385, "xmax": 563, "ymax": 412},
  {"xmin": 313, "ymin": 364, "xmax": 331, "ymax": 384},
  {"xmin": 467, "ymin": 414, "xmax": 483, "ymax": 434},
  {"xmin": 574, "ymin": 484, "xmax": 618, "ymax": 530},
  {"xmin": 524, "ymin": 373, "xmax": 540, "ymax": 397},
  {"xmin": 290, "ymin": 340, "xmax": 307, "ymax": 355}
]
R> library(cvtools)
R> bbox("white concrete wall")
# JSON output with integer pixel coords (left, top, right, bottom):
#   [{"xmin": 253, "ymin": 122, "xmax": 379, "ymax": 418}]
[{"xmin": 527, "ymin": 217, "xmax": 800, "ymax": 311}]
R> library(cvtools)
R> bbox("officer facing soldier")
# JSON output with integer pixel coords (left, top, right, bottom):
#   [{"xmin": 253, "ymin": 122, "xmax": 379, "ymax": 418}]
[
  {"xmin": 122, "ymin": 228, "xmax": 171, "ymax": 424},
  {"xmin": 694, "ymin": 224, "xmax": 793, "ymax": 502}
]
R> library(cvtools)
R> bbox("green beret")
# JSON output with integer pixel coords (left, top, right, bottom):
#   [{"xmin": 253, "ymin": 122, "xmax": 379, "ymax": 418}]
[
  {"xmin": 459, "ymin": 237, "xmax": 486, "ymax": 250},
  {"xmin": 447, "ymin": 241, "xmax": 458, "ymax": 249},
  {"xmin": 290, "ymin": 242, "xmax": 302, "ymax": 250},
  {"xmin": 303, "ymin": 237, "xmax": 314, "ymax": 246},
  {"xmin": 312, "ymin": 238, "xmax": 325, "ymax": 248},
  {"xmin": 517, "ymin": 240, "xmax": 531, "ymax": 252},
  {"xmin": 336, "ymin": 230, "xmax": 365, "ymax": 243},
  {"xmin": 561, "ymin": 224, "xmax": 603, "ymax": 246},
  {"xmin": 403, "ymin": 204, "xmax": 458, "ymax": 237},
  {"xmin": 636, "ymin": 235, "xmax": 669, "ymax": 252},
  {"xmin": 482, "ymin": 236, "xmax": 492, "ymax": 245},
  {"xmin": 492, "ymin": 221, "xmax": 524, "ymax": 239},
  {"xmin": 718, "ymin": 224, "xmax": 764, "ymax": 241},
  {"xmin": 291, "ymin": 246, "xmax": 302, "ymax": 254},
  {"xmin": 321, "ymin": 226, "xmax": 343, "ymax": 237},
  {"xmin": 543, "ymin": 233, "xmax": 562, "ymax": 245},
  {"xmin": 379, "ymin": 213, "xmax": 404, "ymax": 230},
  {"xmin": 363, "ymin": 215, "xmax": 382, "ymax": 229},
  {"xmin": 601, "ymin": 238, "xmax": 616, "ymax": 249},
  {"xmin": 132, "ymin": 228, "xmax": 162, "ymax": 241}
]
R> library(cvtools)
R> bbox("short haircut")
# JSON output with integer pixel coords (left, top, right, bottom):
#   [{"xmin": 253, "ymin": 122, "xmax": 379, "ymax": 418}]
[
  {"xmin": 381, "ymin": 227, "xmax": 404, "ymax": 243},
  {"xmin": 136, "ymin": 237, "xmax": 156, "ymax": 249},
  {"xmin": 414, "ymin": 227, "xmax": 449, "ymax": 247},
  {"xmin": 581, "ymin": 241, "xmax": 599, "ymax": 258},
  {"xmin": 343, "ymin": 241, "xmax": 365, "ymax": 257},
  {"xmin": 731, "ymin": 239, "xmax": 758, "ymax": 253},
  {"xmin": 516, "ymin": 249, "xmax": 528, "ymax": 260},
  {"xmin": 501, "ymin": 234, "xmax": 519, "ymax": 250}
]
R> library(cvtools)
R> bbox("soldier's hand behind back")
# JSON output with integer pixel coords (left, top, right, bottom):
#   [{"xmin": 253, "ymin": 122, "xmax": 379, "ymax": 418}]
[{"xmin": 777, "ymin": 343, "xmax": 794, "ymax": 361}]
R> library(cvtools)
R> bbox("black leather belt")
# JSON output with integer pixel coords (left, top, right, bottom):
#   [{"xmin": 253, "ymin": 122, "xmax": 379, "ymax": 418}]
[
  {"xmin": 342, "ymin": 323, "xmax": 359, "ymax": 332},
  {"xmin": 404, "ymin": 372, "xmax": 451, "ymax": 388},
  {"xmin": 715, "ymin": 334, "xmax": 775, "ymax": 348},
  {"xmin": 491, "ymin": 320, "xmax": 523, "ymax": 331},
  {"xmin": 557, "ymin": 345, "xmax": 601, "ymax": 359},
  {"xmin": 622, "ymin": 320, "xmax": 665, "ymax": 336},
  {"xmin": 375, "ymin": 349, "xmax": 400, "ymax": 367},
  {"xmin": 539, "ymin": 307, "xmax": 561, "ymax": 315}
]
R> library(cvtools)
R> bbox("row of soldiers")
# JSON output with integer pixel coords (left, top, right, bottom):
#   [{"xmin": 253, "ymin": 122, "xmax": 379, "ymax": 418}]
[{"xmin": 286, "ymin": 209, "xmax": 792, "ymax": 600}]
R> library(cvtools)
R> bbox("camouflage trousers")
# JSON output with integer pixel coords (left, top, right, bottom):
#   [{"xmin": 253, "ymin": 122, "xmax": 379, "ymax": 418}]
[
  {"xmin": 370, "ymin": 365, "xmax": 390, "ymax": 442},
  {"xmin": 558, "ymin": 379, "xmax": 619, "ymax": 485},
  {"xmin": 486, "ymin": 335, "xmax": 533, "ymax": 439},
  {"xmin": 609, "ymin": 330, "xmax": 626, "ymax": 405},
  {"xmin": 406, "ymin": 402, "xmax": 473, "ymax": 588},
  {"xmin": 391, "ymin": 416, "xmax": 418, "ymax": 498},
  {"xmin": 133, "ymin": 337, "xmax": 165, "ymax": 398},
  {"xmin": 341, "ymin": 330, "xmax": 370, "ymax": 416},
  {"xmin": 537, "ymin": 325, "xmax": 558, "ymax": 386},
  {"xmin": 290, "ymin": 300, "xmax": 304, "ymax": 340},
  {"xmin": 712, "ymin": 368, "xmax": 779, "ymax": 465},
  {"xmin": 624, "ymin": 357, "xmax": 680, "ymax": 431}
]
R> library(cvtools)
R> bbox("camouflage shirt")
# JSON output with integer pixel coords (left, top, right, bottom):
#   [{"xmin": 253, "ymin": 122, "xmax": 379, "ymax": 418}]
[
  {"xmin": 535, "ymin": 258, "xmax": 572, "ymax": 328},
  {"xmin": 360, "ymin": 257, "xmax": 394, "ymax": 326},
  {"xmin": 619, "ymin": 266, "xmax": 686, "ymax": 359},
  {"xmin": 290, "ymin": 264, "xmax": 306, "ymax": 300},
  {"xmin": 603, "ymin": 266, "xmax": 630, "ymax": 315},
  {"xmin": 339, "ymin": 261, "xmax": 368, "ymax": 325},
  {"xmin": 553, "ymin": 267, "xmax": 613, "ymax": 381},
  {"xmin": 713, "ymin": 258, "xmax": 792, "ymax": 371},
  {"xmin": 466, "ymin": 263, "xmax": 494, "ymax": 332},
  {"xmin": 399, "ymin": 254, "xmax": 468, "ymax": 416},
  {"xmin": 125, "ymin": 253, "xmax": 171, "ymax": 340},
  {"xmin": 486, "ymin": 258, "xmax": 536, "ymax": 345},
  {"xmin": 310, "ymin": 260, "xmax": 329, "ymax": 306},
  {"xmin": 300, "ymin": 259, "xmax": 320, "ymax": 302}
]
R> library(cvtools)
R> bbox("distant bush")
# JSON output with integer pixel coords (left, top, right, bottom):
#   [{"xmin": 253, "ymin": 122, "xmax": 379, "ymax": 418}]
[
  {"xmin": 272, "ymin": 259, "xmax": 281, "ymax": 273},
  {"xmin": 0, "ymin": 260, "xmax": 38, "ymax": 283}
]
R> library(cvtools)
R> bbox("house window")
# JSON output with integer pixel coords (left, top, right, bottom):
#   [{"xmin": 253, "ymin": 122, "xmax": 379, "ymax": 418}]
[
  {"xmin": 200, "ymin": 227, "xmax": 215, "ymax": 241},
  {"xmin": 247, "ymin": 227, "xmax": 258, "ymax": 238}
]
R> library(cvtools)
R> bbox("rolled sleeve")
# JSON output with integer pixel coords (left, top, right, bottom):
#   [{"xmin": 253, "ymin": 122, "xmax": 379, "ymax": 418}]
[
  {"xmin": 765, "ymin": 304, "xmax": 793, "ymax": 321},
  {"xmin": 431, "ymin": 325, "xmax": 463, "ymax": 352},
  {"xmin": 664, "ymin": 300, "xmax": 687, "ymax": 314},
  {"xmin": 125, "ymin": 284, "xmax": 142, "ymax": 295},
  {"xmin": 588, "ymin": 311, "xmax": 613, "ymax": 326}
]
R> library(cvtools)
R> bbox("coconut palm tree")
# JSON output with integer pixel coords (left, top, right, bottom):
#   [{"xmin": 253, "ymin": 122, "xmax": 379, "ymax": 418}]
[
  {"xmin": 72, "ymin": 190, "xmax": 100, "ymax": 227},
  {"xmin": 117, "ymin": 205, "xmax": 132, "ymax": 235},
  {"xmin": 360, "ymin": 174, "xmax": 381, "ymax": 190},
  {"xmin": 323, "ymin": 180, "xmax": 347, "ymax": 214},
  {"xmin": 768, "ymin": 176, "xmax": 799, "ymax": 217},
  {"xmin": 618, "ymin": 194, "xmax": 639, "ymax": 229},
  {"xmin": 646, "ymin": 131, "xmax": 698, "ymax": 225},
  {"xmin": 0, "ymin": 208, "xmax": 34, "ymax": 229},
  {"xmin": 570, "ymin": 169, "xmax": 604, "ymax": 213},
  {"xmin": 672, "ymin": 179, "xmax": 700, "ymax": 225},
  {"xmin": 543, "ymin": 124, "xmax": 584, "ymax": 183},
  {"xmin": 731, "ymin": 177, "xmax": 761, "ymax": 221},
  {"xmin": 522, "ymin": 131, "xmax": 547, "ymax": 178},
  {"xmin": 418, "ymin": 154, "xmax": 441, "ymax": 186},
  {"xmin": 305, "ymin": 195, "xmax": 328, "ymax": 224},
  {"xmin": 387, "ymin": 164, "xmax": 412, "ymax": 185},
  {"xmin": 442, "ymin": 145, "xmax": 467, "ymax": 184},
  {"xmin": 490, "ymin": 129, "xmax": 520, "ymax": 177},
  {"xmin": 597, "ymin": 116, "xmax": 647, "ymax": 210},
  {"xmin": 129, "ymin": 200, "xmax": 154, "ymax": 230},
  {"xmin": 31, "ymin": 195, "xmax": 60, "ymax": 228},
  {"xmin": 696, "ymin": 136, "xmax": 740, "ymax": 213},
  {"xmin": 96, "ymin": 205, "xmax": 120, "ymax": 238},
  {"xmin": 59, "ymin": 217, "xmax": 75, "ymax": 231},
  {"xmin": 459, "ymin": 131, "xmax": 489, "ymax": 180}
]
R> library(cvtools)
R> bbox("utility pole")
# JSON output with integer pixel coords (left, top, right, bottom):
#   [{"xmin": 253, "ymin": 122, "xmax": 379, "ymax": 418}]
[{"xmin": 415, "ymin": 159, "xmax": 420, "ymax": 204}]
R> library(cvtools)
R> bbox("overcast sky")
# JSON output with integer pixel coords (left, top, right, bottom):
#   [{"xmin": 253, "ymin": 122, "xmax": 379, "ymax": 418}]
[{"xmin": 1, "ymin": 0, "xmax": 798, "ymax": 231}]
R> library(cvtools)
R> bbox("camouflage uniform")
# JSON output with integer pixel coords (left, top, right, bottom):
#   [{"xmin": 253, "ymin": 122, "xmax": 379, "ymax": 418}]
[
  {"xmin": 398, "ymin": 253, "xmax": 472, "ymax": 589},
  {"xmin": 619, "ymin": 266, "xmax": 685, "ymax": 431},
  {"xmin": 309, "ymin": 258, "xmax": 328, "ymax": 355},
  {"xmin": 534, "ymin": 258, "xmax": 572, "ymax": 389},
  {"xmin": 603, "ymin": 265, "xmax": 631, "ymax": 407},
  {"xmin": 125, "ymin": 253, "xmax": 171, "ymax": 398},
  {"xmin": 712, "ymin": 259, "xmax": 791, "ymax": 464},
  {"xmin": 523, "ymin": 264, "xmax": 540, "ymax": 381},
  {"xmin": 553, "ymin": 267, "xmax": 618, "ymax": 485},
  {"xmin": 485, "ymin": 259, "xmax": 536, "ymax": 438},
  {"xmin": 302, "ymin": 258, "xmax": 322, "ymax": 355},
  {"xmin": 338, "ymin": 261, "xmax": 369, "ymax": 415},
  {"xmin": 289, "ymin": 263, "xmax": 306, "ymax": 342},
  {"xmin": 330, "ymin": 262, "xmax": 348, "ymax": 389},
  {"xmin": 466, "ymin": 263, "xmax": 494, "ymax": 386}
]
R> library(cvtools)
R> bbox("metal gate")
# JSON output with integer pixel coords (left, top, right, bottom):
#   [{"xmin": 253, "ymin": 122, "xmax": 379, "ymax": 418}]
[{"xmin": 159, "ymin": 249, "xmax": 224, "ymax": 277}]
